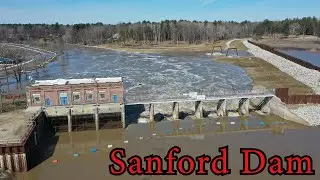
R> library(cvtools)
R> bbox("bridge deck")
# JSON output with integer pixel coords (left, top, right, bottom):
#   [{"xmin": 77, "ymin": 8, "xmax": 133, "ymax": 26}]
[{"xmin": 125, "ymin": 93, "xmax": 275, "ymax": 105}]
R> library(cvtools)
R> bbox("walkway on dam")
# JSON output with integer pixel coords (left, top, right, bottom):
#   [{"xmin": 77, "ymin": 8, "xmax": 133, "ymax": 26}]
[{"xmin": 125, "ymin": 92, "xmax": 275, "ymax": 105}]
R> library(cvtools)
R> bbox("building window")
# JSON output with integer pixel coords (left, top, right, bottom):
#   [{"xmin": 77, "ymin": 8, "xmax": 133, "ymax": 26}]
[
  {"xmin": 112, "ymin": 94, "xmax": 118, "ymax": 103},
  {"xmin": 86, "ymin": 91, "xmax": 93, "ymax": 101},
  {"xmin": 32, "ymin": 94, "xmax": 41, "ymax": 104},
  {"xmin": 99, "ymin": 92, "xmax": 106, "ymax": 100},
  {"xmin": 73, "ymin": 92, "xmax": 80, "ymax": 102}
]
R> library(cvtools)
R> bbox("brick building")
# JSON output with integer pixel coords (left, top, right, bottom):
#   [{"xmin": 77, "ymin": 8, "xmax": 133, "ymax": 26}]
[{"xmin": 26, "ymin": 77, "xmax": 124, "ymax": 107}]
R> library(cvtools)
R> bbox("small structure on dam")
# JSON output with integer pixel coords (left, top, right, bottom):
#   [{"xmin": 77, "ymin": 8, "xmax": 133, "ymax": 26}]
[{"xmin": 26, "ymin": 77, "xmax": 125, "ymax": 132}]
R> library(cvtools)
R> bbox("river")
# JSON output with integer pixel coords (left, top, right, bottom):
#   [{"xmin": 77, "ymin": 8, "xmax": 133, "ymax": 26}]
[
  {"xmin": 1, "ymin": 47, "xmax": 253, "ymax": 102},
  {"xmin": 16, "ymin": 115, "xmax": 319, "ymax": 180}
]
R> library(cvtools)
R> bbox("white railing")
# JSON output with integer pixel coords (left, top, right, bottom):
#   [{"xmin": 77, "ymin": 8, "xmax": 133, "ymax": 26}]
[{"xmin": 0, "ymin": 43, "xmax": 58, "ymax": 71}]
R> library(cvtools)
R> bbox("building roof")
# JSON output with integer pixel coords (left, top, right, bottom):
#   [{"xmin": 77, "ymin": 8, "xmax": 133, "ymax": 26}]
[{"xmin": 30, "ymin": 77, "xmax": 122, "ymax": 87}]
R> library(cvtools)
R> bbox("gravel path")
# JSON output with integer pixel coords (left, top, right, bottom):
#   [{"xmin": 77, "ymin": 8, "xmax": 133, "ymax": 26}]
[
  {"xmin": 242, "ymin": 40, "xmax": 320, "ymax": 94},
  {"xmin": 291, "ymin": 105, "xmax": 320, "ymax": 126}
]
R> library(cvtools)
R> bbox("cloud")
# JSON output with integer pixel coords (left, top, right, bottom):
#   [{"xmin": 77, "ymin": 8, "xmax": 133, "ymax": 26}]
[{"xmin": 199, "ymin": 0, "xmax": 218, "ymax": 5}]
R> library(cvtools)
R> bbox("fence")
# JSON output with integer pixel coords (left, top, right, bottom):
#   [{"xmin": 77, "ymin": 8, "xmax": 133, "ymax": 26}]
[
  {"xmin": 275, "ymin": 88, "xmax": 320, "ymax": 104},
  {"xmin": 248, "ymin": 40, "xmax": 320, "ymax": 71},
  {"xmin": 2, "ymin": 93, "xmax": 26, "ymax": 100}
]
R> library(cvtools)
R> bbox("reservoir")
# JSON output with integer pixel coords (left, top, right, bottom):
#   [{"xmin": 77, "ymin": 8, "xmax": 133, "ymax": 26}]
[{"xmin": 278, "ymin": 48, "xmax": 320, "ymax": 67}]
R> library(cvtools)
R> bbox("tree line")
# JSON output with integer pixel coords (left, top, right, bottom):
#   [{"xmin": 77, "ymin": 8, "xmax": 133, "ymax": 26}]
[{"xmin": 0, "ymin": 17, "xmax": 319, "ymax": 46}]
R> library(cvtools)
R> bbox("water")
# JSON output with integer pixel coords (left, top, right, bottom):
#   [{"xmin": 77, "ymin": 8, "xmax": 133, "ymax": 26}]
[
  {"xmin": 278, "ymin": 48, "xmax": 320, "ymax": 67},
  {"xmin": 1, "ymin": 47, "xmax": 253, "ymax": 102},
  {"xmin": 16, "ymin": 115, "xmax": 319, "ymax": 180}
]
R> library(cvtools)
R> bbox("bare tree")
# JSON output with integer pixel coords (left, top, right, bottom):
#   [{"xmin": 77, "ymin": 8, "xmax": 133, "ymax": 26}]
[
  {"xmin": 289, "ymin": 23, "xmax": 301, "ymax": 36},
  {"xmin": 2, "ymin": 48, "xmax": 26, "ymax": 89},
  {"xmin": 0, "ymin": 46, "xmax": 11, "ymax": 90}
]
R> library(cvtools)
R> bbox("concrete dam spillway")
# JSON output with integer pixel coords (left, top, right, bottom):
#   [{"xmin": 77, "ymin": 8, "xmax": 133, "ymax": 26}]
[{"xmin": 0, "ymin": 77, "xmax": 310, "ymax": 173}]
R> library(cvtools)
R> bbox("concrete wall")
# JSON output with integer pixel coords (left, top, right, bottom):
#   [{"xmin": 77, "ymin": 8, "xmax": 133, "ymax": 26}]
[
  {"xmin": 26, "ymin": 83, "xmax": 124, "ymax": 107},
  {"xmin": 0, "ymin": 111, "xmax": 47, "ymax": 172}
]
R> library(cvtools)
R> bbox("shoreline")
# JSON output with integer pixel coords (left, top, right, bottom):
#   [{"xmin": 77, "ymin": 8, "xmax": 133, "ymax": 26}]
[
  {"xmin": 242, "ymin": 40, "xmax": 320, "ymax": 94},
  {"xmin": 257, "ymin": 36, "xmax": 320, "ymax": 52}
]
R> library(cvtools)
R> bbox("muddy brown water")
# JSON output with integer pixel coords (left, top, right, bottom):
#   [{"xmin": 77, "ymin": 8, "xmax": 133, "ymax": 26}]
[{"xmin": 16, "ymin": 115, "xmax": 319, "ymax": 180}]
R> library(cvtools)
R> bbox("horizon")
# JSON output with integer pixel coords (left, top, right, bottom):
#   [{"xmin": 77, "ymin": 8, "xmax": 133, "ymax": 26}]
[{"xmin": 1, "ymin": 0, "xmax": 320, "ymax": 24}]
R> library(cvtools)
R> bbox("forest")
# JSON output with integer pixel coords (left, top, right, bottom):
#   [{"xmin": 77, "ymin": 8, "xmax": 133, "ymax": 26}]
[{"xmin": 0, "ymin": 17, "xmax": 319, "ymax": 46}]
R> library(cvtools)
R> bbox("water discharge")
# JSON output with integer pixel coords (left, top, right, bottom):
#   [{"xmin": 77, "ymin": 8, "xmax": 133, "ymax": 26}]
[{"xmin": 1, "ymin": 47, "xmax": 252, "ymax": 102}]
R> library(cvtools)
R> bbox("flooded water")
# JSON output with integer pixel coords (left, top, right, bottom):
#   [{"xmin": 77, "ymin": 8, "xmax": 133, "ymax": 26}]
[
  {"xmin": 278, "ymin": 48, "xmax": 320, "ymax": 67},
  {"xmin": 16, "ymin": 115, "xmax": 319, "ymax": 180},
  {"xmin": 1, "ymin": 47, "xmax": 253, "ymax": 102}
]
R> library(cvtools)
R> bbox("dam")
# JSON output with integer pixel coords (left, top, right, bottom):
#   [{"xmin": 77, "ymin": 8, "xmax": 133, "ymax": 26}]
[{"xmin": 0, "ymin": 77, "xmax": 311, "ymax": 172}]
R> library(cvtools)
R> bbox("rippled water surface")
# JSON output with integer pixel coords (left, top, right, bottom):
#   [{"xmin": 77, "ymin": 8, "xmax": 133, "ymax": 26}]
[{"xmin": 2, "ymin": 48, "xmax": 253, "ymax": 102}]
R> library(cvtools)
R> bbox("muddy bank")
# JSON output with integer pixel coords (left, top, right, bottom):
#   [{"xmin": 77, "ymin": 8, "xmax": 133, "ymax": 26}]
[
  {"xmin": 95, "ymin": 40, "xmax": 249, "ymax": 56},
  {"xmin": 257, "ymin": 37, "xmax": 320, "ymax": 51}
]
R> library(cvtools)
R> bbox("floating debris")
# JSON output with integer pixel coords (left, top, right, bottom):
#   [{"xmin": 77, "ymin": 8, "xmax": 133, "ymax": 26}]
[
  {"xmin": 107, "ymin": 145, "xmax": 113, "ymax": 149},
  {"xmin": 152, "ymin": 133, "xmax": 157, "ymax": 136},
  {"xmin": 260, "ymin": 122, "xmax": 265, "ymax": 125},
  {"xmin": 52, "ymin": 160, "xmax": 58, "ymax": 164},
  {"xmin": 216, "ymin": 122, "xmax": 221, "ymax": 125},
  {"xmin": 230, "ymin": 122, "xmax": 235, "ymax": 125},
  {"xmin": 124, "ymin": 140, "xmax": 129, "ymax": 144},
  {"xmin": 179, "ymin": 128, "xmax": 183, "ymax": 130},
  {"xmin": 91, "ymin": 148, "xmax": 97, "ymax": 153},
  {"xmin": 139, "ymin": 137, "xmax": 144, "ymax": 140},
  {"xmin": 73, "ymin": 154, "xmax": 79, "ymax": 157}
]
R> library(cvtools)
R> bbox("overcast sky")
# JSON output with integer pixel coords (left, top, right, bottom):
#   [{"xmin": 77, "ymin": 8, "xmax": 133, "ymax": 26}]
[{"xmin": 1, "ymin": 0, "xmax": 319, "ymax": 24}]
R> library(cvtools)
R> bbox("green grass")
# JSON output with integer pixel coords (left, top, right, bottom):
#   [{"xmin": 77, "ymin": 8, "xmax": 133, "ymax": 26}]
[{"xmin": 230, "ymin": 40, "xmax": 248, "ymax": 50}]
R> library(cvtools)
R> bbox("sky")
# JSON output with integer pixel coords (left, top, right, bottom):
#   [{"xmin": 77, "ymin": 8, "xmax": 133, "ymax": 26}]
[{"xmin": 0, "ymin": 0, "xmax": 320, "ymax": 24}]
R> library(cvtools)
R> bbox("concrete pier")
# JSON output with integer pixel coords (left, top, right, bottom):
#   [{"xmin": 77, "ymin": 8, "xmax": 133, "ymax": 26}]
[
  {"xmin": 121, "ymin": 105, "xmax": 125, "ymax": 128},
  {"xmin": 95, "ymin": 107, "xmax": 99, "ymax": 131},
  {"xmin": 195, "ymin": 101, "xmax": 203, "ymax": 119},
  {"xmin": 0, "ymin": 155, "xmax": 4, "ymax": 170},
  {"xmin": 20, "ymin": 154, "xmax": 27, "ymax": 172},
  {"xmin": 172, "ymin": 102, "xmax": 179, "ymax": 120},
  {"xmin": 217, "ymin": 99, "xmax": 227, "ymax": 116},
  {"xmin": 5, "ymin": 154, "xmax": 12, "ymax": 171},
  {"xmin": 239, "ymin": 98, "xmax": 249, "ymax": 115},
  {"xmin": 67, "ymin": 108, "xmax": 72, "ymax": 133},
  {"xmin": 149, "ymin": 104, "xmax": 154, "ymax": 122},
  {"xmin": 13, "ymin": 154, "xmax": 19, "ymax": 172}
]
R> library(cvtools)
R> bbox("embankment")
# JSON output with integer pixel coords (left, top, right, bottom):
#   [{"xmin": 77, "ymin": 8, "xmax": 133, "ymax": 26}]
[{"xmin": 243, "ymin": 40, "xmax": 320, "ymax": 94}]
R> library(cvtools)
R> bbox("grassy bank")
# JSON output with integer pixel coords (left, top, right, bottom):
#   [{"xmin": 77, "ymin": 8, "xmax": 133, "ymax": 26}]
[
  {"xmin": 215, "ymin": 57, "xmax": 313, "ymax": 95},
  {"xmin": 230, "ymin": 40, "xmax": 248, "ymax": 50}
]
